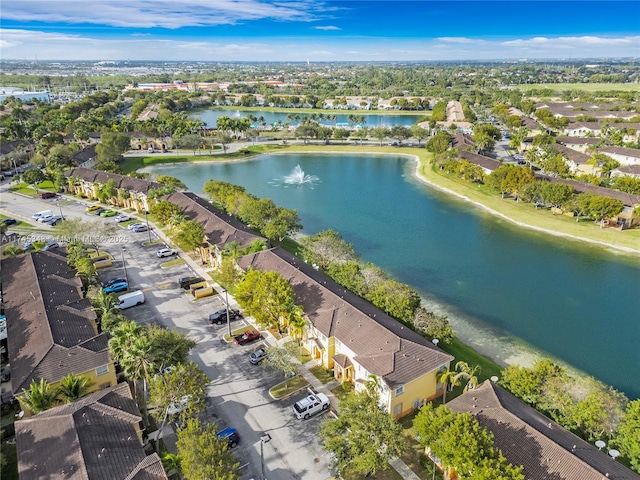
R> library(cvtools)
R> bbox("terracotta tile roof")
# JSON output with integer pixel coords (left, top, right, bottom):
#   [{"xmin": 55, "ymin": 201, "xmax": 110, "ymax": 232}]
[
  {"xmin": 163, "ymin": 191, "xmax": 265, "ymax": 248},
  {"xmin": 16, "ymin": 383, "xmax": 169, "ymax": 480},
  {"xmin": 237, "ymin": 248, "xmax": 453, "ymax": 388},
  {"xmin": 448, "ymin": 381, "xmax": 640, "ymax": 480},
  {"xmin": 3, "ymin": 251, "xmax": 111, "ymax": 393}
]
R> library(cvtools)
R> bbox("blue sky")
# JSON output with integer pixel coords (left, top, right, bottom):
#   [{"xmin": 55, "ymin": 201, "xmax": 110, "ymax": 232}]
[{"xmin": 1, "ymin": 1, "xmax": 639, "ymax": 61}]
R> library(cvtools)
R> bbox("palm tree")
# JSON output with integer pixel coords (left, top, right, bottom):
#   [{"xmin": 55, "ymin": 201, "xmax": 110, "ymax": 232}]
[
  {"xmin": 287, "ymin": 305, "xmax": 308, "ymax": 354},
  {"xmin": 121, "ymin": 336, "xmax": 156, "ymax": 403},
  {"xmin": 454, "ymin": 361, "xmax": 480, "ymax": 392},
  {"xmin": 21, "ymin": 379, "xmax": 58, "ymax": 414},
  {"xmin": 57, "ymin": 373, "xmax": 95, "ymax": 403},
  {"xmin": 437, "ymin": 366, "xmax": 461, "ymax": 404},
  {"xmin": 108, "ymin": 320, "xmax": 142, "ymax": 364},
  {"xmin": 364, "ymin": 374, "xmax": 381, "ymax": 398},
  {"xmin": 91, "ymin": 289, "xmax": 121, "ymax": 331}
]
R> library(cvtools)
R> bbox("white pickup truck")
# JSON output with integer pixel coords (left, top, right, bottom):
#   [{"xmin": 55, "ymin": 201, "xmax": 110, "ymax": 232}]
[{"xmin": 292, "ymin": 393, "xmax": 330, "ymax": 419}]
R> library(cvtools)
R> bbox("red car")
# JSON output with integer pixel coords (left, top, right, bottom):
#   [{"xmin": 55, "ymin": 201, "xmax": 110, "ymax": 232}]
[
  {"xmin": 233, "ymin": 329, "xmax": 261, "ymax": 345},
  {"xmin": 39, "ymin": 192, "xmax": 57, "ymax": 199}
]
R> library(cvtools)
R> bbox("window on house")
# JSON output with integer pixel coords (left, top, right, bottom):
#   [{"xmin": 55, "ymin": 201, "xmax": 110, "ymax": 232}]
[
  {"xmin": 95, "ymin": 365, "xmax": 109, "ymax": 376},
  {"xmin": 335, "ymin": 338, "xmax": 342, "ymax": 349},
  {"xmin": 100, "ymin": 382, "xmax": 111, "ymax": 390},
  {"xmin": 394, "ymin": 403, "xmax": 402, "ymax": 416},
  {"xmin": 395, "ymin": 386, "xmax": 404, "ymax": 396}
]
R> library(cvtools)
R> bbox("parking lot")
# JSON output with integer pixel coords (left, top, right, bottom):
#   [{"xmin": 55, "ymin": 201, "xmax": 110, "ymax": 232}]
[{"xmin": 1, "ymin": 188, "xmax": 332, "ymax": 480}]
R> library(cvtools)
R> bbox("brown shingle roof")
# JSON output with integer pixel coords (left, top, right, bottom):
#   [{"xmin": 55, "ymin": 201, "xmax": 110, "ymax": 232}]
[
  {"xmin": 16, "ymin": 383, "xmax": 169, "ymax": 480},
  {"xmin": 3, "ymin": 251, "xmax": 112, "ymax": 392},
  {"xmin": 64, "ymin": 167, "xmax": 163, "ymax": 194},
  {"xmin": 448, "ymin": 381, "xmax": 640, "ymax": 480},
  {"xmin": 459, "ymin": 151, "xmax": 501, "ymax": 172},
  {"xmin": 163, "ymin": 191, "xmax": 265, "ymax": 248},
  {"xmin": 237, "ymin": 248, "xmax": 453, "ymax": 388},
  {"xmin": 536, "ymin": 175, "xmax": 640, "ymax": 207},
  {"xmin": 600, "ymin": 146, "xmax": 640, "ymax": 159},
  {"xmin": 556, "ymin": 136, "xmax": 601, "ymax": 146},
  {"xmin": 548, "ymin": 144, "xmax": 591, "ymax": 165}
]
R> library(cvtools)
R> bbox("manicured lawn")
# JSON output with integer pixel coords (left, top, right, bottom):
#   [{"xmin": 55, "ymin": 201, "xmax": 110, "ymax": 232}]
[
  {"xmin": 309, "ymin": 365, "xmax": 336, "ymax": 384},
  {"xmin": 439, "ymin": 337, "xmax": 502, "ymax": 383},
  {"xmin": 330, "ymin": 382, "xmax": 354, "ymax": 401},
  {"xmin": 160, "ymin": 258, "xmax": 185, "ymax": 268},
  {"xmin": 269, "ymin": 375, "xmax": 309, "ymax": 399}
]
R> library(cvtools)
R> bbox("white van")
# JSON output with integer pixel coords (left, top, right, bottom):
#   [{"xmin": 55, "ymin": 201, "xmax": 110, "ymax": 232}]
[
  {"xmin": 116, "ymin": 290, "xmax": 145, "ymax": 309},
  {"xmin": 32, "ymin": 209, "xmax": 53, "ymax": 220}
]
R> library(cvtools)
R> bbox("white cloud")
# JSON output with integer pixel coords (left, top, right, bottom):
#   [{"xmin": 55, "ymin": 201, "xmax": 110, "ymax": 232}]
[
  {"xmin": 1, "ymin": 0, "xmax": 331, "ymax": 29},
  {"xmin": 314, "ymin": 25, "xmax": 341, "ymax": 31},
  {"xmin": 1, "ymin": 29, "xmax": 638, "ymax": 61}
]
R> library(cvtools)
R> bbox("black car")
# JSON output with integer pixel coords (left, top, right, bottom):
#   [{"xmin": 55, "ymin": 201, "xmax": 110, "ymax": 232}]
[
  {"xmin": 103, "ymin": 277, "xmax": 127, "ymax": 288},
  {"xmin": 209, "ymin": 308, "xmax": 242, "ymax": 325},
  {"xmin": 178, "ymin": 276, "xmax": 204, "ymax": 290},
  {"xmin": 2, "ymin": 218, "xmax": 17, "ymax": 226}
]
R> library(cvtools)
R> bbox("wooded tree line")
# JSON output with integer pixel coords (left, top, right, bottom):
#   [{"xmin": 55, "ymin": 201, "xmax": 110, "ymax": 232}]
[{"xmin": 500, "ymin": 360, "xmax": 640, "ymax": 472}]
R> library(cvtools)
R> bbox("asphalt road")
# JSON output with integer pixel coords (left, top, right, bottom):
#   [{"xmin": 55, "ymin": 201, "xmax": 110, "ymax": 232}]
[{"xmin": 0, "ymin": 186, "xmax": 333, "ymax": 480}]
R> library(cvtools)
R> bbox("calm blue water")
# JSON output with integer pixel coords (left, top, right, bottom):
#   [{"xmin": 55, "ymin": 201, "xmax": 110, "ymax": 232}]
[
  {"xmin": 192, "ymin": 108, "xmax": 423, "ymax": 128},
  {"xmin": 149, "ymin": 154, "xmax": 640, "ymax": 398}
]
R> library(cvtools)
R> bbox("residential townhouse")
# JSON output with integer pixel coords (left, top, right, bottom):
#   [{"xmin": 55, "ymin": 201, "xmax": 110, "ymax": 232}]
[
  {"xmin": 447, "ymin": 381, "xmax": 640, "ymax": 480},
  {"xmin": 237, "ymin": 247, "xmax": 453, "ymax": 418},
  {"xmin": 546, "ymin": 144, "xmax": 596, "ymax": 176},
  {"xmin": 536, "ymin": 102, "xmax": 638, "ymax": 121},
  {"xmin": 555, "ymin": 136, "xmax": 601, "ymax": 153},
  {"xmin": 162, "ymin": 191, "xmax": 266, "ymax": 267},
  {"xmin": 458, "ymin": 151, "xmax": 501, "ymax": 175},
  {"xmin": 65, "ymin": 167, "xmax": 163, "ymax": 212},
  {"xmin": 612, "ymin": 164, "xmax": 640, "ymax": 179},
  {"xmin": 3, "ymin": 250, "xmax": 117, "ymax": 415},
  {"xmin": 599, "ymin": 146, "xmax": 640, "ymax": 166},
  {"xmin": 16, "ymin": 383, "xmax": 168, "ymax": 480},
  {"xmin": 565, "ymin": 122, "xmax": 640, "ymax": 142}
]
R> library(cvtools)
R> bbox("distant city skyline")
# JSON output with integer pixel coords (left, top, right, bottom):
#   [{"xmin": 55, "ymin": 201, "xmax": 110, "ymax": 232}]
[{"xmin": 1, "ymin": 1, "xmax": 639, "ymax": 62}]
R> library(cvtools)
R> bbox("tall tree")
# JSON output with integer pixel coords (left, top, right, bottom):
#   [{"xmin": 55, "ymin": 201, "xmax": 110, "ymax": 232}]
[
  {"xmin": 612, "ymin": 400, "xmax": 640, "ymax": 473},
  {"xmin": 235, "ymin": 269, "xmax": 295, "ymax": 332},
  {"xmin": 262, "ymin": 342, "xmax": 299, "ymax": 387},
  {"xmin": 176, "ymin": 418, "xmax": 240, "ymax": 480},
  {"xmin": 175, "ymin": 219, "xmax": 205, "ymax": 251},
  {"xmin": 299, "ymin": 229, "xmax": 359, "ymax": 271},
  {"xmin": 320, "ymin": 387, "xmax": 405, "ymax": 478},
  {"xmin": 95, "ymin": 131, "xmax": 131, "ymax": 162}
]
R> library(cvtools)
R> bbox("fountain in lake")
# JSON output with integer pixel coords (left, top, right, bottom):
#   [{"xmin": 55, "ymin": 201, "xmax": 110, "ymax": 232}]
[{"xmin": 283, "ymin": 165, "xmax": 320, "ymax": 186}]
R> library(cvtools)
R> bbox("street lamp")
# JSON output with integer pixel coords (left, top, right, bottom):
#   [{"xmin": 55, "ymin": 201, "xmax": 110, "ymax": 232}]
[
  {"xmin": 260, "ymin": 433, "xmax": 271, "ymax": 480},
  {"xmin": 221, "ymin": 288, "xmax": 231, "ymax": 337},
  {"xmin": 121, "ymin": 247, "xmax": 128, "ymax": 284},
  {"xmin": 55, "ymin": 198, "xmax": 64, "ymax": 219},
  {"xmin": 144, "ymin": 210, "xmax": 151, "ymax": 243}
]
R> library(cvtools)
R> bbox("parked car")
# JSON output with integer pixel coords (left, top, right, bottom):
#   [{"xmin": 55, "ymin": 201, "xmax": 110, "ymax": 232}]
[
  {"xmin": 116, "ymin": 290, "xmax": 145, "ymax": 309},
  {"xmin": 42, "ymin": 216, "xmax": 62, "ymax": 225},
  {"xmin": 292, "ymin": 393, "xmax": 330, "ymax": 419},
  {"xmin": 42, "ymin": 241, "xmax": 59, "ymax": 251},
  {"xmin": 178, "ymin": 276, "xmax": 204, "ymax": 290},
  {"xmin": 156, "ymin": 248, "xmax": 177, "ymax": 258},
  {"xmin": 132, "ymin": 224, "xmax": 148, "ymax": 232},
  {"xmin": 39, "ymin": 192, "xmax": 57, "ymax": 199},
  {"xmin": 2, "ymin": 218, "xmax": 17, "ymax": 226},
  {"xmin": 127, "ymin": 223, "xmax": 145, "ymax": 230},
  {"xmin": 217, "ymin": 427, "xmax": 240, "ymax": 448},
  {"xmin": 32, "ymin": 209, "xmax": 53, "ymax": 220},
  {"xmin": 100, "ymin": 209, "xmax": 118, "ymax": 217},
  {"xmin": 233, "ymin": 329, "xmax": 261, "ymax": 345},
  {"xmin": 103, "ymin": 280, "xmax": 128, "ymax": 294},
  {"xmin": 249, "ymin": 348, "xmax": 268, "ymax": 365},
  {"xmin": 37, "ymin": 214, "xmax": 54, "ymax": 223},
  {"xmin": 92, "ymin": 208, "xmax": 106, "ymax": 216},
  {"xmin": 86, "ymin": 205, "xmax": 101, "ymax": 212},
  {"xmin": 209, "ymin": 308, "xmax": 242, "ymax": 325},
  {"xmin": 103, "ymin": 277, "xmax": 126, "ymax": 288},
  {"xmin": 114, "ymin": 214, "xmax": 131, "ymax": 223}
]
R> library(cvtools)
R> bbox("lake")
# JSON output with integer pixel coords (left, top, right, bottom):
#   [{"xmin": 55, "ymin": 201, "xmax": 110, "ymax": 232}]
[
  {"xmin": 192, "ymin": 108, "xmax": 424, "ymax": 128},
  {"xmin": 147, "ymin": 153, "xmax": 640, "ymax": 399}
]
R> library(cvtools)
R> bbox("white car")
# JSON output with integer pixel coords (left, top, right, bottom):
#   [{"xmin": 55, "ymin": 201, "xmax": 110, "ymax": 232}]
[
  {"xmin": 127, "ymin": 223, "xmax": 145, "ymax": 230},
  {"xmin": 115, "ymin": 214, "xmax": 131, "ymax": 223},
  {"xmin": 157, "ymin": 248, "xmax": 177, "ymax": 258}
]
